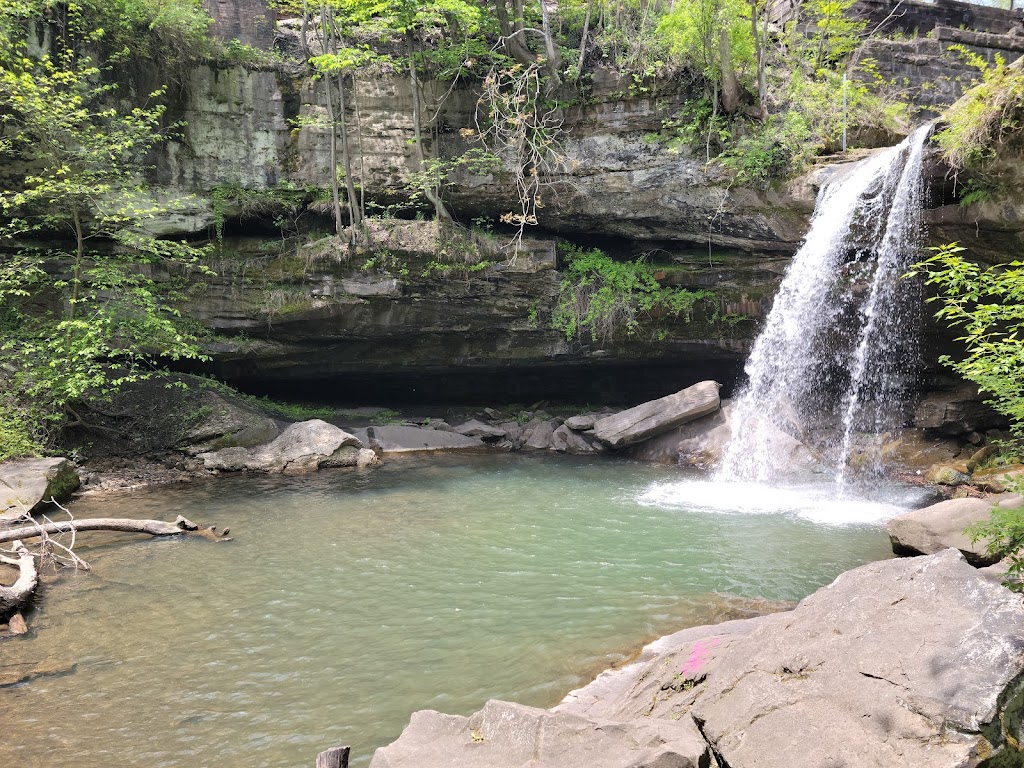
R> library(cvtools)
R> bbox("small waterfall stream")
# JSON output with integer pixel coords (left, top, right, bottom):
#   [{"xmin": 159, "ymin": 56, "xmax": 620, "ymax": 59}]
[{"xmin": 718, "ymin": 125, "xmax": 931, "ymax": 485}]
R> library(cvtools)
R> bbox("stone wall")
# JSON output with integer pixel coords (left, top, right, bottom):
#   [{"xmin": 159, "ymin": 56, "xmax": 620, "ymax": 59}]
[
  {"xmin": 856, "ymin": 0, "xmax": 1024, "ymax": 36},
  {"xmin": 201, "ymin": 0, "xmax": 275, "ymax": 49},
  {"xmin": 861, "ymin": 25, "xmax": 1024, "ymax": 114}
]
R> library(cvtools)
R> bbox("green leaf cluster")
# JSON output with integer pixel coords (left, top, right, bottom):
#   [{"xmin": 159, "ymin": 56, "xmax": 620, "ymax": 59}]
[
  {"xmin": 908, "ymin": 243, "xmax": 1024, "ymax": 432},
  {"xmin": 553, "ymin": 245, "xmax": 714, "ymax": 343}
]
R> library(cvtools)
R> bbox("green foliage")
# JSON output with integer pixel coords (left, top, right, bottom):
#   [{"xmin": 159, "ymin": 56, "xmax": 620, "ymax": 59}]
[
  {"xmin": 553, "ymin": 245, "xmax": 713, "ymax": 343},
  {"xmin": 210, "ymin": 182, "xmax": 326, "ymax": 241},
  {"xmin": 0, "ymin": 393, "xmax": 45, "ymax": 463},
  {"xmin": 0, "ymin": 2, "xmax": 212, "ymax": 449},
  {"xmin": 218, "ymin": 38, "xmax": 282, "ymax": 69},
  {"xmin": 799, "ymin": 0, "xmax": 864, "ymax": 69},
  {"xmin": 908, "ymin": 243, "xmax": 1024, "ymax": 433},
  {"xmin": 934, "ymin": 49, "xmax": 1024, "ymax": 172},
  {"xmin": 968, "ymin": 500, "xmax": 1024, "ymax": 591},
  {"xmin": 656, "ymin": 0, "xmax": 754, "ymax": 86}
]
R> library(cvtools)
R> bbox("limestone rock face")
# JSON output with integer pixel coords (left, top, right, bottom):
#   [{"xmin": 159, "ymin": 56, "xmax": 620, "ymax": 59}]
[
  {"xmin": 914, "ymin": 385, "xmax": 1004, "ymax": 436},
  {"xmin": 592, "ymin": 381, "xmax": 721, "ymax": 449},
  {"xmin": 369, "ymin": 699, "xmax": 712, "ymax": 768},
  {"xmin": 0, "ymin": 458, "xmax": 81, "ymax": 521},
  {"xmin": 374, "ymin": 551, "xmax": 1024, "ymax": 768},
  {"xmin": 887, "ymin": 497, "xmax": 999, "ymax": 564},
  {"xmin": 200, "ymin": 420, "xmax": 367, "ymax": 473}
]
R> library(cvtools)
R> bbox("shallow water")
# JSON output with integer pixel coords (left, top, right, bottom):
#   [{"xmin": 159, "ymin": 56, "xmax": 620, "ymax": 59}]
[{"xmin": 0, "ymin": 453, "xmax": 914, "ymax": 767}]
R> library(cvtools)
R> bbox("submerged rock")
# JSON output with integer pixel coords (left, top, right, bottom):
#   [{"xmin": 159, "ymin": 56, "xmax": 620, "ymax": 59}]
[
  {"xmin": 592, "ymin": 381, "xmax": 721, "ymax": 449},
  {"xmin": 200, "ymin": 420, "xmax": 369, "ymax": 474},
  {"xmin": 0, "ymin": 458, "xmax": 81, "ymax": 522},
  {"xmin": 372, "ymin": 550, "xmax": 1024, "ymax": 768},
  {"xmin": 887, "ymin": 497, "xmax": 1000, "ymax": 565}
]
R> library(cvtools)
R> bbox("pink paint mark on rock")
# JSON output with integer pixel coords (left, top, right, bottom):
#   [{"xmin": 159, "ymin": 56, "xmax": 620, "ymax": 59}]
[{"xmin": 680, "ymin": 637, "xmax": 721, "ymax": 678}]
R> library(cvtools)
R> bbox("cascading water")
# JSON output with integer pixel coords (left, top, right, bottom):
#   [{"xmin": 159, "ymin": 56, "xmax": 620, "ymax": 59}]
[{"xmin": 717, "ymin": 125, "xmax": 931, "ymax": 485}]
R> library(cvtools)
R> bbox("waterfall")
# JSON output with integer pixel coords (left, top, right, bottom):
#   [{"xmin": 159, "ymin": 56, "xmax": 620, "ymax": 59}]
[{"xmin": 717, "ymin": 125, "xmax": 931, "ymax": 484}]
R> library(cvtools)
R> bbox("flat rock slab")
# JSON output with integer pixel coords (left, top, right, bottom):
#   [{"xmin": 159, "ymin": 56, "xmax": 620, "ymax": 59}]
[
  {"xmin": 451, "ymin": 420, "xmax": 506, "ymax": 441},
  {"xmin": 887, "ymin": 497, "xmax": 998, "ymax": 565},
  {"xmin": 0, "ymin": 458, "xmax": 80, "ymax": 522},
  {"xmin": 352, "ymin": 426, "xmax": 484, "ymax": 453},
  {"xmin": 369, "ymin": 699, "xmax": 711, "ymax": 768},
  {"xmin": 592, "ymin": 381, "xmax": 721, "ymax": 448}
]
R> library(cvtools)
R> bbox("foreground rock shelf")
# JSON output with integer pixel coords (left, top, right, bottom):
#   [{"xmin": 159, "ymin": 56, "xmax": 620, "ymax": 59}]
[{"xmin": 370, "ymin": 549, "xmax": 1024, "ymax": 768}]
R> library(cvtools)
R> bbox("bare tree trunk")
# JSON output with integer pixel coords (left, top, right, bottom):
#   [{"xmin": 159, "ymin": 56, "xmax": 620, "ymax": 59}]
[
  {"xmin": 575, "ymin": 0, "xmax": 594, "ymax": 81},
  {"xmin": 494, "ymin": 0, "xmax": 536, "ymax": 67},
  {"xmin": 327, "ymin": 19, "xmax": 360, "ymax": 233},
  {"xmin": 352, "ymin": 73, "xmax": 367, "ymax": 224},
  {"xmin": 538, "ymin": 0, "xmax": 563, "ymax": 87},
  {"xmin": 69, "ymin": 204, "xmax": 84, "ymax": 321},
  {"xmin": 406, "ymin": 33, "xmax": 452, "ymax": 223},
  {"xmin": 299, "ymin": 0, "xmax": 311, "ymax": 60},
  {"xmin": 719, "ymin": 27, "xmax": 740, "ymax": 114},
  {"xmin": 749, "ymin": 0, "xmax": 768, "ymax": 117},
  {"xmin": 317, "ymin": 7, "xmax": 344, "ymax": 235}
]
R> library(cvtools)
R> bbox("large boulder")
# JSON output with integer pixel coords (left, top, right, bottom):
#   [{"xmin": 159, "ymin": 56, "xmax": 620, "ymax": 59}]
[
  {"xmin": 176, "ymin": 390, "xmax": 280, "ymax": 455},
  {"xmin": 887, "ymin": 497, "xmax": 1000, "ymax": 565},
  {"xmin": 374, "ymin": 550, "xmax": 1024, "ymax": 768},
  {"xmin": 625, "ymin": 402, "xmax": 733, "ymax": 465},
  {"xmin": 0, "ymin": 458, "xmax": 81, "ymax": 522},
  {"xmin": 592, "ymin": 381, "xmax": 721, "ymax": 449},
  {"xmin": 200, "ymin": 420, "xmax": 376, "ymax": 474}
]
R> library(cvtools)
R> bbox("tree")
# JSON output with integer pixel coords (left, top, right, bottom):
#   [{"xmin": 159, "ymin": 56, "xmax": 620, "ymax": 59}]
[{"xmin": 0, "ymin": 2, "xmax": 212, "ymax": 455}]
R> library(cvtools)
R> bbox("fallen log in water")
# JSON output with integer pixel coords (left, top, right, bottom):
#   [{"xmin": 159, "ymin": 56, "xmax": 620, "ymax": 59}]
[
  {"xmin": 0, "ymin": 514, "xmax": 230, "ymax": 546},
  {"xmin": 0, "ymin": 515, "xmax": 230, "ymax": 625}
]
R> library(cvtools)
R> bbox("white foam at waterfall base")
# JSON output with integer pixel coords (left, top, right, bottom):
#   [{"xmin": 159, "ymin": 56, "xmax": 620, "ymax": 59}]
[{"xmin": 637, "ymin": 479, "xmax": 929, "ymax": 526}]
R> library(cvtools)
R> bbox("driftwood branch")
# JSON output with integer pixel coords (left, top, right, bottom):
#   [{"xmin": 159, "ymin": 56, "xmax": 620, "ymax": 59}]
[
  {"xmin": 0, "ymin": 515, "xmax": 231, "ymax": 546},
  {"xmin": 0, "ymin": 541, "xmax": 39, "ymax": 616}
]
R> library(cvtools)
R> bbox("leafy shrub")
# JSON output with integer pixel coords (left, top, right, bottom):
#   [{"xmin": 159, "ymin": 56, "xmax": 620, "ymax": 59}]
[
  {"xmin": 934, "ymin": 48, "xmax": 1024, "ymax": 171},
  {"xmin": 908, "ymin": 243, "xmax": 1024, "ymax": 432},
  {"xmin": 553, "ymin": 245, "xmax": 713, "ymax": 342}
]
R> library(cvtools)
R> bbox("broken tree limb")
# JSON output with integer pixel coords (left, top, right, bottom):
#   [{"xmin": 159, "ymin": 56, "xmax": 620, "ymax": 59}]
[
  {"xmin": 0, "ymin": 541, "xmax": 39, "ymax": 616},
  {"xmin": 0, "ymin": 515, "xmax": 231, "ymax": 546}
]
